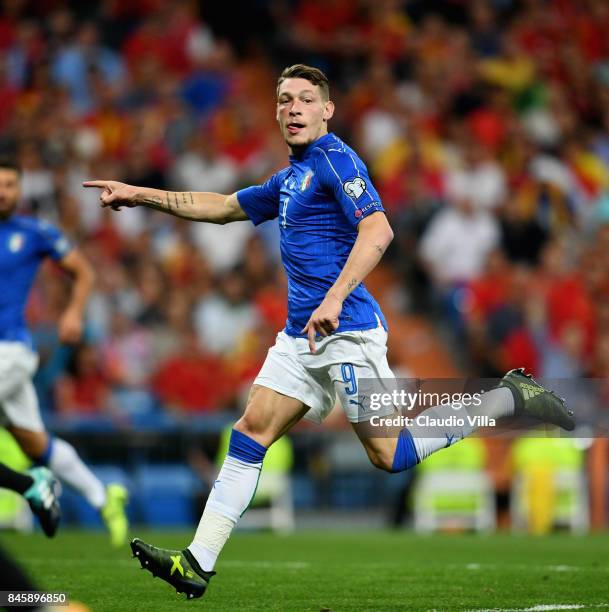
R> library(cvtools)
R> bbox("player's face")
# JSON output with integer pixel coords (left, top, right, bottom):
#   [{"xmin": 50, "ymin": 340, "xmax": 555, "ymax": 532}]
[
  {"xmin": 276, "ymin": 78, "xmax": 335, "ymax": 151},
  {"xmin": 0, "ymin": 168, "xmax": 20, "ymax": 219}
]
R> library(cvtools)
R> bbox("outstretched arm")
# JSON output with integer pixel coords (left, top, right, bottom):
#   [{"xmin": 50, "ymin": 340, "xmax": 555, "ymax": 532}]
[
  {"xmin": 83, "ymin": 180, "xmax": 249, "ymax": 224},
  {"xmin": 302, "ymin": 211, "xmax": 394, "ymax": 353}
]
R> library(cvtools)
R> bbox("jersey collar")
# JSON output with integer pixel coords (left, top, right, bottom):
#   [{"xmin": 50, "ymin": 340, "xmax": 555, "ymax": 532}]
[{"xmin": 289, "ymin": 133, "xmax": 334, "ymax": 163}]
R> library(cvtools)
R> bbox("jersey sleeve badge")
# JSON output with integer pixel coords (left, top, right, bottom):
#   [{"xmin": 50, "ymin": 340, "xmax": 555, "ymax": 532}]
[{"xmin": 343, "ymin": 177, "xmax": 367, "ymax": 200}]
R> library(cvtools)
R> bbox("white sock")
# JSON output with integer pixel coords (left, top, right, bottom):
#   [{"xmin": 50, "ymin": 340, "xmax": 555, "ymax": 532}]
[
  {"xmin": 188, "ymin": 511, "xmax": 234, "ymax": 572},
  {"xmin": 466, "ymin": 386, "xmax": 514, "ymax": 420},
  {"xmin": 48, "ymin": 438, "xmax": 106, "ymax": 509},
  {"xmin": 189, "ymin": 454, "xmax": 262, "ymax": 571},
  {"xmin": 410, "ymin": 387, "xmax": 514, "ymax": 462}
]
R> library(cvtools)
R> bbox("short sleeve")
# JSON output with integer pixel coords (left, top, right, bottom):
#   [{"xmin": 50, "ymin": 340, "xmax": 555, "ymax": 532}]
[
  {"xmin": 317, "ymin": 148, "xmax": 385, "ymax": 228},
  {"xmin": 236, "ymin": 171, "xmax": 284, "ymax": 226},
  {"xmin": 36, "ymin": 220, "xmax": 72, "ymax": 261}
]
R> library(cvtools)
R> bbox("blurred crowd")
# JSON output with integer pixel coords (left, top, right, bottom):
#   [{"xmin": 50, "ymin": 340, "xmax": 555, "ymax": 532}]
[{"xmin": 1, "ymin": 0, "xmax": 609, "ymax": 423}]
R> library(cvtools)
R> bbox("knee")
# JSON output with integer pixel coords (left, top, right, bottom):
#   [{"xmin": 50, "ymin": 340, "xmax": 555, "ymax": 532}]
[
  {"xmin": 233, "ymin": 413, "xmax": 257, "ymax": 437},
  {"xmin": 234, "ymin": 412, "xmax": 271, "ymax": 447},
  {"xmin": 367, "ymin": 449, "xmax": 395, "ymax": 473}
]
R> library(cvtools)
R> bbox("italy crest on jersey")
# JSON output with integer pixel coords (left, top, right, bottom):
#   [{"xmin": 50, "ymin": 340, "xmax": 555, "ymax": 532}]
[
  {"xmin": 8, "ymin": 232, "xmax": 24, "ymax": 253},
  {"xmin": 300, "ymin": 169, "xmax": 314, "ymax": 191},
  {"xmin": 54, "ymin": 237, "xmax": 70, "ymax": 256}
]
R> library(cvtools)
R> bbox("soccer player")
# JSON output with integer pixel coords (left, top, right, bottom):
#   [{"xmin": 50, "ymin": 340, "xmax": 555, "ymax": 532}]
[
  {"xmin": 84, "ymin": 64, "xmax": 574, "ymax": 599},
  {"xmin": 0, "ymin": 462, "xmax": 60, "ymax": 537},
  {"xmin": 0, "ymin": 159, "xmax": 128, "ymax": 546}
]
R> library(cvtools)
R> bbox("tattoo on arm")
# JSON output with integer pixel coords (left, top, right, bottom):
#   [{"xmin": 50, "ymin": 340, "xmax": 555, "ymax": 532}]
[
  {"xmin": 374, "ymin": 243, "xmax": 385, "ymax": 256},
  {"xmin": 139, "ymin": 194, "xmax": 164, "ymax": 208},
  {"xmin": 189, "ymin": 192, "xmax": 194, "ymax": 207},
  {"xmin": 173, "ymin": 193, "xmax": 179, "ymax": 209},
  {"xmin": 346, "ymin": 278, "xmax": 359, "ymax": 293},
  {"xmin": 166, "ymin": 192, "xmax": 171, "ymax": 210},
  {"xmin": 182, "ymin": 193, "xmax": 187, "ymax": 208}
]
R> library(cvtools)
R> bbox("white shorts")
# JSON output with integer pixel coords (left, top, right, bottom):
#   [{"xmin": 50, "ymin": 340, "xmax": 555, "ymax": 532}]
[
  {"xmin": 0, "ymin": 342, "xmax": 44, "ymax": 432},
  {"xmin": 254, "ymin": 325, "xmax": 397, "ymax": 424}
]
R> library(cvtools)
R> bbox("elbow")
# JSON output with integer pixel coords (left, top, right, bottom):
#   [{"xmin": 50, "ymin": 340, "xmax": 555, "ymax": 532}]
[
  {"xmin": 75, "ymin": 263, "xmax": 96, "ymax": 293},
  {"xmin": 386, "ymin": 225, "xmax": 394, "ymax": 247},
  {"xmin": 82, "ymin": 259, "xmax": 96, "ymax": 286},
  {"xmin": 379, "ymin": 225, "xmax": 394, "ymax": 252},
  {"xmin": 359, "ymin": 214, "xmax": 394, "ymax": 252}
]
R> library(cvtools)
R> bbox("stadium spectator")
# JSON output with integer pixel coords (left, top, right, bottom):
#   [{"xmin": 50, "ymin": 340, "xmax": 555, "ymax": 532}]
[
  {"xmin": 151, "ymin": 330, "xmax": 232, "ymax": 415},
  {"xmin": 419, "ymin": 193, "xmax": 500, "ymax": 333},
  {"xmin": 55, "ymin": 343, "xmax": 111, "ymax": 416},
  {"xmin": 194, "ymin": 265, "xmax": 259, "ymax": 355},
  {"xmin": 445, "ymin": 140, "xmax": 507, "ymax": 212}
]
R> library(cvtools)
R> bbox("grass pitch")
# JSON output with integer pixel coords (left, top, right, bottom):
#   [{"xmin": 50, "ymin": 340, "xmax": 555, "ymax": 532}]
[{"xmin": 2, "ymin": 529, "xmax": 608, "ymax": 611}]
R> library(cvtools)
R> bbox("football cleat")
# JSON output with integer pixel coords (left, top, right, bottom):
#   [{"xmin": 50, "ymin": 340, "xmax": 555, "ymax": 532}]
[
  {"xmin": 498, "ymin": 367, "xmax": 575, "ymax": 431},
  {"xmin": 130, "ymin": 538, "xmax": 215, "ymax": 600},
  {"xmin": 101, "ymin": 484, "xmax": 129, "ymax": 547},
  {"xmin": 23, "ymin": 467, "xmax": 60, "ymax": 538}
]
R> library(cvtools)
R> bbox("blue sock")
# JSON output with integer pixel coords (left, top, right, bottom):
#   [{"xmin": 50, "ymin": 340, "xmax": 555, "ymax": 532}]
[
  {"xmin": 391, "ymin": 428, "xmax": 419, "ymax": 473},
  {"xmin": 227, "ymin": 429, "xmax": 267, "ymax": 464}
]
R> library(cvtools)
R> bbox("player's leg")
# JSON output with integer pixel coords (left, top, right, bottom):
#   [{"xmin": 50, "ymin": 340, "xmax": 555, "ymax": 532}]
[
  {"xmin": 2, "ymin": 366, "xmax": 128, "ymax": 547},
  {"xmin": 131, "ymin": 384, "xmax": 308, "ymax": 598},
  {"xmin": 0, "ymin": 343, "xmax": 107, "ymax": 508},
  {"xmin": 326, "ymin": 325, "xmax": 405, "ymax": 471},
  {"xmin": 0, "ymin": 343, "xmax": 127, "ymax": 545},
  {"xmin": 0, "ymin": 461, "xmax": 33, "ymax": 495},
  {"xmin": 7, "ymin": 425, "xmax": 106, "ymax": 509},
  {"xmin": 355, "ymin": 369, "xmax": 574, "ymax": 473},
  {"xmin": 329, "ymin": 326, "xmax": 574, "ymax": 473},
  {"xmin": 353, "ymin": 385, "xmax": 515, "ymax": 472},
  {"xmin": 7, "ymin": 425, "xmax": 128, "ymax": 546},
  {"xmin": 188, "ymin": 385, "xmax": 307, "ymax": 562},
  {"xmin": 0, "ymin": 462, "xmax": 61, "ymax": 537}
]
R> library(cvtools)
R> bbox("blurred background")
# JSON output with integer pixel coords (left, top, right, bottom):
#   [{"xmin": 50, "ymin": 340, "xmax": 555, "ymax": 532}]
[{"xmin": 1, "ymin": 0, "xmax": 609, "ymax": 537}]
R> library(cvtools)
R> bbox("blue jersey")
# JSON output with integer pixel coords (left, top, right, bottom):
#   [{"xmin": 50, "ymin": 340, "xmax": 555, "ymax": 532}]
[
  {"xmin": 238, "ymin": 133, "xmax": 388, "ymax": 337},
  {"xmin": 0, "ymin": 215, "xmax": 72, "ymax": 346}
]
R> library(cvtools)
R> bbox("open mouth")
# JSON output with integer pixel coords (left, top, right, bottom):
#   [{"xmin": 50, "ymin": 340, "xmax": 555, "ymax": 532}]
[{"xmin": 287, "ymin": 122, "xmax": 305, "ymax": 135}]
